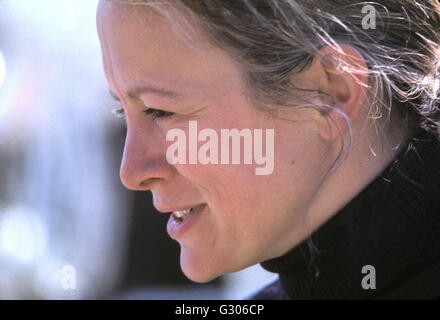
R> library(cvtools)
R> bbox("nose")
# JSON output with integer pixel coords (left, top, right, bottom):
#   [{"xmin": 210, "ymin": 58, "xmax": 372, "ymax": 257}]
[{"xmin": 119, "ymin": 125, "xmax": 174, "ymax": 191}]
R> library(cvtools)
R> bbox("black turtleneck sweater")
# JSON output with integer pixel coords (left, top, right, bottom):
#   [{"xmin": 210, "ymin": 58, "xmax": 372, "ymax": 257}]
[{"xmin": 248, "ymin": 129, "xmax": 440, "ymax": 300}]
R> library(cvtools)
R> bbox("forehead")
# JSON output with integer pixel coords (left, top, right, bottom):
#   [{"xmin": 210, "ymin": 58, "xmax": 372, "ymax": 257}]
[
  {"xmin": 97, "ymin": 2, "xmax": 185, "ymax": 81},
  {"xmin": 97, "ymin": 1, "xmax": 241, "ymax": 95}
]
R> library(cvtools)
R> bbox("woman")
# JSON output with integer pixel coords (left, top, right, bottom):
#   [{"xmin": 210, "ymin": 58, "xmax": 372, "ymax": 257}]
[{"xmin": 97, "ymin": 0, "xmax": 440, "ymax": 299}]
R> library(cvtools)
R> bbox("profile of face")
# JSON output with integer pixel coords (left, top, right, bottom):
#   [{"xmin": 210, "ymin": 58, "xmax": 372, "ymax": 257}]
[{"xmin": 97, "ymin": 1, "xmax": 364, "ymax": 282}]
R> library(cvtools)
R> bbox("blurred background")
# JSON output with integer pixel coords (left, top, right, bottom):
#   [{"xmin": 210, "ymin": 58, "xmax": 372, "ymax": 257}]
[{"xmin": 0, "ymin": 0, "xmax": 276, "ymax": 299}]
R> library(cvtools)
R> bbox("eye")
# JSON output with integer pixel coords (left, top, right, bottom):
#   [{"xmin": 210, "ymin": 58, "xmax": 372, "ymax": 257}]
[
  {"xmin": 112, "ymin": 107, "xmax": 128, "ymax": 128},
  {"xmin": 112, "ymin": 107, "xmax": 125, "ymax": 118},
  {"xmin": 111, "ymin": 107, "xmax": 175, "ymax": 122},
  {"xmin": 143, "ymin": 108, "xmax": 175, "ymax": 121}
]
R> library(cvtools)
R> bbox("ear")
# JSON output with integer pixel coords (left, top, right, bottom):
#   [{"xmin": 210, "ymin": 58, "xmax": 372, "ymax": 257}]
[{"xmin": 312, "ymin": 44, "xmax": 369, "ymax": 141}]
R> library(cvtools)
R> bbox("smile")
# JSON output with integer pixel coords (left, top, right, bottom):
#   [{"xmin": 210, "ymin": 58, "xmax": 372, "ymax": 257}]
[
  {"xmin": 167, "ymin": 204, "xmax": 207, "ymax": 240},
  {"xmin": 172, "ymin": 208, "xmax": 194, "ymax": 222}
]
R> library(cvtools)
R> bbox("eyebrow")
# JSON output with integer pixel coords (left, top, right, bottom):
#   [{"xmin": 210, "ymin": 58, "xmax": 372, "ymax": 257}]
[{"xmin": 108, "ymin": 85, "xmax": 179, "ymax": 102}]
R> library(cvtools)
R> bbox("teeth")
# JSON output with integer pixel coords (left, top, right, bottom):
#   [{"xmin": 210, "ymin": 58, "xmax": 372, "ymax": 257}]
[{"xmin": 172, "ymin": 208, "xmax": 193, "ymax": 220}]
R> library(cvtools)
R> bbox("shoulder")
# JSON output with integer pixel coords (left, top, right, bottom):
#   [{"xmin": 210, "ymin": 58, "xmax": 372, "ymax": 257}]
[{"xmin": 244, "ymin": 278, "xmax": 288, "ymax": 300}]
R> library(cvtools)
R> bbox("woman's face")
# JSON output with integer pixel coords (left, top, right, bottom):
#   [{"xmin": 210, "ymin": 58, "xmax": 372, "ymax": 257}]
[{"xmin": 97, "ymin": 1, "xmax": 334, "ymax": 282}]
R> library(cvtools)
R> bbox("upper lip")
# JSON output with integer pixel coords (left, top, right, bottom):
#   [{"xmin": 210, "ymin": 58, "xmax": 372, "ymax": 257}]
[{"xmin": 155, "ymin": 203, "xmax": 206, "ymax": 214}]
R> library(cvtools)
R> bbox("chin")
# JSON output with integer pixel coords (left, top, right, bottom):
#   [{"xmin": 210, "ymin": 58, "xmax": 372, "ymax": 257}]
[
  {"xmin": 182, "ymin": 268, "xmax": 219, "ymax": 283},
  {"xmin": 179, "ymin": 249, "xmax": 225, "ymax": 283}
]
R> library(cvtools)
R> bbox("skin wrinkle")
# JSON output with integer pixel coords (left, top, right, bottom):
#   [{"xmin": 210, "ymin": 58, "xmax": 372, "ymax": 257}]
[{"xmin": 97, "ymin": 0, "xmax": 411, "ymax": 283}]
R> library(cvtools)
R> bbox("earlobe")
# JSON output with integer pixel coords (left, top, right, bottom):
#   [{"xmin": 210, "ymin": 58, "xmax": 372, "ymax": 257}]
[{"xmin": 316, "ymin": 99, "xmax": 353, "ymax": 141}]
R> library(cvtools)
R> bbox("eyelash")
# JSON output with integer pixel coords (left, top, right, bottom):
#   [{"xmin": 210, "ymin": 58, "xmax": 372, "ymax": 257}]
[{"xmin": 112, "ymin": 107, "xmax": 175, "ymax": 122}]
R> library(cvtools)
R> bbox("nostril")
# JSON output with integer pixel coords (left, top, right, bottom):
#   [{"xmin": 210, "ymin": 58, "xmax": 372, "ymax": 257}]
[
  {"xmin": 119, "ymin": 158, "xmax": 173, "ymax": 191},
  {"xmin": 119, "ymin": 135, "xmax": 174, "ymax": 190},
  {"xmin": 139, "ymin": 177, "xmax": 160, "ymax": 189}
]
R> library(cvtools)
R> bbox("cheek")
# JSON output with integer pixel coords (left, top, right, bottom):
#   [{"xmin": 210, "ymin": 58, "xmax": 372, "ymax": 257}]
[
  {"xmin": 275, "ymin": 117, "xmax": 329, "ymax": 172},
  {"xmin": 173, "ymin": 164, "xmax": 267, "ymax": 242},
  {"xmin": 175, "ymin": 163, "xmax": 257, "ymax": 202},
  {"xmin": 172, "ymin": 123, "xmax": 328, "ymax": 214}
]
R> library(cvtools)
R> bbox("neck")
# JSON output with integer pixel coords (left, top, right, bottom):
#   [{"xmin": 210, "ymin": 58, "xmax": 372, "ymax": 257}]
[
  {"xmin": 260, "ymin": 128, "xmax": 440, "ymax": 299},
  {"xmin": 301, "ymin": 123, "xmax": 412, "ymax": 253}
]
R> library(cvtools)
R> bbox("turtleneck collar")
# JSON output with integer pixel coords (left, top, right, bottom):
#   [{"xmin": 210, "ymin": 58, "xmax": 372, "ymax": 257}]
[{"xmin": 260, "ymin": 129, "xmax": 440, "ymax": 299}]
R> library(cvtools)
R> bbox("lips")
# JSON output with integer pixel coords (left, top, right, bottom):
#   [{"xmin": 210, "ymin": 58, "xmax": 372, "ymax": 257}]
[
  {"xmin": 167, "ymin": 204, "xmax": 207, "ymax": 240},
  {"xmin": 172, "ymin": 208, "xmax": 193, "ymax": 221},
  {"xmin": 171, "ymin": 204, "xmax": 205, "ymax": 222}
]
